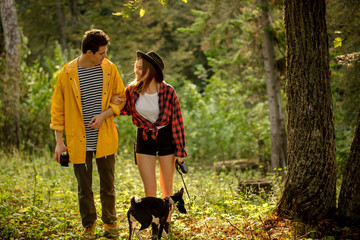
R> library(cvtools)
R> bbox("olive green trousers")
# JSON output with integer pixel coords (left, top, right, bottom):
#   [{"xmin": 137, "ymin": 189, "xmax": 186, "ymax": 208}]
[{"xmin": 73, "ymin": 152, "xmax": 116, "ymax": 228}]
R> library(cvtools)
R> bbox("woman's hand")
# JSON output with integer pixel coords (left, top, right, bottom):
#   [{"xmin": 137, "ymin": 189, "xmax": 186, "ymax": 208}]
[
  {"xmin": 175, "ymin": 157, "xmax": 188, "ymax": 174},
  {"xmin": 176, "ymin": 157, "xmax": 184, "ymax": 164},
  {"xmin": 111, "ymin": 94, "xmax": 126, "ymax": 105}
]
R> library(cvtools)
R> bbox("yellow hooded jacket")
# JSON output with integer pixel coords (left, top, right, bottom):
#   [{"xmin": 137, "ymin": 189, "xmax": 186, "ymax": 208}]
[{"xmin": 50, "ymin": 57, "xmax": 126, "ymax": 164}]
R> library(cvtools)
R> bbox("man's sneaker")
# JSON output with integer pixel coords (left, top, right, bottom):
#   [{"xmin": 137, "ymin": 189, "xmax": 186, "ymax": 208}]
[
  {"xmin": 82, "ymin": 222, "xmax": 96, "ymax": 239},
  {"xmin": 104, "ymin": 223, "xmax": 119, "ymax": 238}
]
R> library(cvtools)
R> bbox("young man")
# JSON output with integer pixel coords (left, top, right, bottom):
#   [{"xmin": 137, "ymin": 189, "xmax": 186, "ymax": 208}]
[{"xmin": 50, "ymin": 29, "xmax": 126, "ymax": 238}]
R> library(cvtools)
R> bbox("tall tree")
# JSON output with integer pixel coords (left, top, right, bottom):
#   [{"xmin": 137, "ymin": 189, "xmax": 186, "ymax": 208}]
[
  {"xmin": 275, "ymin": 0, "xmax": 337, "ymax": 223},
  {"xmin": 0, "ymin": 0, "xmax": 21, "ymax": 147},
  {"xmin": 55, "ymin": 0, "xmax": 67, "ymax": 53},
  {"xmin": 259, "ymin": 0, "xmax": 287, "ymax": 174}
]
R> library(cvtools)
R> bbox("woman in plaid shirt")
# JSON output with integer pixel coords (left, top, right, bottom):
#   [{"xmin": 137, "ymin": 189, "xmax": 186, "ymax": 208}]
[{"xmin": 112, "ymin": 51, "xmax": 187, "ymax": 236}]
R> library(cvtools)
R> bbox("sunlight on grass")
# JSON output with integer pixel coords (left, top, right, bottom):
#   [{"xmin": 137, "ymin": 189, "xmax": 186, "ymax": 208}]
[{"xmin": 0, "ymin": 150, "xmax": 291, "ymax": 239}]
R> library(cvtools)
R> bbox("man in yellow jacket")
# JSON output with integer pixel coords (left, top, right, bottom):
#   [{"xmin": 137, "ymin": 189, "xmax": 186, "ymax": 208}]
[{"xmin": 50, "ymin": 29, "xmax": 126, "ymax": 238}]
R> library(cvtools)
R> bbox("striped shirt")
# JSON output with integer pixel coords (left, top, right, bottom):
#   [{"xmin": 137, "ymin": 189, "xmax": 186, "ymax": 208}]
[{"xmin": 78, "ymin": 65, "xmax": 103, "ymax": 151}]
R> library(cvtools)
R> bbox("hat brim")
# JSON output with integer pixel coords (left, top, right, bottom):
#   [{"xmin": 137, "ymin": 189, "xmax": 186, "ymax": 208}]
[{"xmin": 137, "ymin": 51, "xmax": 163, "ymax": 81}]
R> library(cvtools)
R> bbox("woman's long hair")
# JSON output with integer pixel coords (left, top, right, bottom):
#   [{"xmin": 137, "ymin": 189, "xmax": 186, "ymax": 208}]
[{"xmin": 129, "ymin": 57, "xmax": 162, "ymax": 94}]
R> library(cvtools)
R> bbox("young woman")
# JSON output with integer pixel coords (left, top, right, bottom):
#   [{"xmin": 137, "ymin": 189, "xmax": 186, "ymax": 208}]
[{"xmin": 112, "ymin": 51, "xmax": 187, "ymax": 236}]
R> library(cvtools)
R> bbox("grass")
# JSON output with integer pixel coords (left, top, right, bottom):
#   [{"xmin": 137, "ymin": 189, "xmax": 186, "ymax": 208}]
[{"xmin": 0, "ymin": 150, "xmax": 292, "ymax": 239}]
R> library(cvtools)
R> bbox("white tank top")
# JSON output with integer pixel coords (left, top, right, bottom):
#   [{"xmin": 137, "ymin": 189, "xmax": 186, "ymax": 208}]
[{"xmin": 135, "ymin": 92, "xmax": 165, "ymax": 129}]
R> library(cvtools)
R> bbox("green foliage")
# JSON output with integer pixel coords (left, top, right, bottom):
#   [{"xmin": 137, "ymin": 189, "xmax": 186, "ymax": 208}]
[
  {"xmin": 3, "ymin": 0, "xmax": 358, "ymax": 174},
  {"xmin": 19, "ymin": 40, "xmax": 65, "ymax": 153},
  {"xmin": 0, "ymin": 151, "xmax": 283, "ymax": 239},
  {"xmin": 172, "ymin": 0, "xmax": 277, "ymax": 164},
  {"xmin": 113, "ymin": 0, "xmax": 189, "ymax": 18},
  {"xmin": 327, "ymin": 0, "xmax": 360, "ymax": 174},
  {"xmin": 3, "ymin": 151, "xmax": 354, "ymax": 238},
  {"xmin": 1, "ymin": 0, "xmax": 359, "ymax": 234},
  {"xmin": 331, "ymin": 61, "xmax": 360, "ymax": 175},
  {"xmin": 0, "ymin": 0, "xmax": 276, "ymax": 168},
  {"xmin": 175, "ymin": 73, "xmax": 270, "ymax": 164}
]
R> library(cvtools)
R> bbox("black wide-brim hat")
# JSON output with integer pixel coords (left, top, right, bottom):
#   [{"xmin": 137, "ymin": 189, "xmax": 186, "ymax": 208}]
[{"xmin": 137, "ymin": 51, "xmax": 164, "ymax": 81}]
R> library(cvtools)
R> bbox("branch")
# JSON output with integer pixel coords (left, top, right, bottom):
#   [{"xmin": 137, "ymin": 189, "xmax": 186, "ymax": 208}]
[{"xmin": 112, "ymin": 0, "xmax": 188, "ymax": 18}]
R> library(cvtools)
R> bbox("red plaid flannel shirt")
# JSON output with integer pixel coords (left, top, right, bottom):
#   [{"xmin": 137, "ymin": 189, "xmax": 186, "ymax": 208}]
[{"xmin": 121, "ymin": 82, "xmax": 187, "ymax": 158}]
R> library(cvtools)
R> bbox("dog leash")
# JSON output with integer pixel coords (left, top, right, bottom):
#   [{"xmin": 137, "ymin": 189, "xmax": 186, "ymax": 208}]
[{"xmin": 176, "ymin": 160, "xmax": 191, "ymax": 200}]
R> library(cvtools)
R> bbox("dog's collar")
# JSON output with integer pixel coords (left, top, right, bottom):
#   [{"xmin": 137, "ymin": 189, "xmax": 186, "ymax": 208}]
[{"xmin": 164, "ymin": 197, "xmax": 174, "ymax": 204}]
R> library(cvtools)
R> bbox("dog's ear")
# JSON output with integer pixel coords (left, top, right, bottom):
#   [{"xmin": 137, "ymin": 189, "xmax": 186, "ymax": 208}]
[{"xmin": 179, "ymin": 188, "xmax": 184, "ymax": 197}]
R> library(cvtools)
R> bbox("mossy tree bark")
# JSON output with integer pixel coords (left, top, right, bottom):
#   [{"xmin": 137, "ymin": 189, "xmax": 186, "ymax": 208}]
[
  {"xmin": 0, "ymin": 0, "xmax": 21, "ymax": 147},
  {"xmin": 338, "ymin": 110, "xmax": 360, "ymax": 225},
  {"xmin": 275, "ymin": 0, "xmax": 337, "ymax": 223}
]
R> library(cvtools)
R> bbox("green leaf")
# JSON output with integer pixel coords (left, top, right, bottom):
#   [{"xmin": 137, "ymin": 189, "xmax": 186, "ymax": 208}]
[
  {"xmin": 334, "ymin": 37, "xmax": 342, "ymax": 48},
  {"xmin": 112, "ymin": 10, "xmax": 130, "ymax": 18}
]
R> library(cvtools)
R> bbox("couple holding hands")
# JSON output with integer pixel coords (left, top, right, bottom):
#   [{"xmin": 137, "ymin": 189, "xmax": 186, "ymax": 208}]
[{"xmin": 50, "ymin": 29, "xmax": 187, "ymax": 238}]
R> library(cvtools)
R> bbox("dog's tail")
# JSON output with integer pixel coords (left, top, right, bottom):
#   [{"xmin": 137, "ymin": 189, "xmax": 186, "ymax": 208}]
[{"xmin": 130, "ymin": 196, "xmax": 142, "ymax": 209}]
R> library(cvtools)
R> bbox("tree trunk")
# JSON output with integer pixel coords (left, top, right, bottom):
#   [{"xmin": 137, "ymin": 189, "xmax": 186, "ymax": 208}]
[
  {"xmin": 55, "ymin": 0, "xmax": 67, "ymax": 53},
  {"xmin": 275, "ymin": 0, "xmax": 337, "ymax": 223},
  {"xmin": 0, "ymin": 0, "xmax": 21, "ymax": 147},
  {"xmin": 69, "ymin": 0, "xmax": 78, "ymax": 28},
  {"xmin": 338, "ymin": 109, "xmax": 360, "ymax": 225},
  {"xmin": 259, "ymin": 0, "xmax": 287, "ymax": 175}
]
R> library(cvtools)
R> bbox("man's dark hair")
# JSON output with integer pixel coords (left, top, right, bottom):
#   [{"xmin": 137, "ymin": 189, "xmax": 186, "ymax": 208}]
[{"xmin": 81, "ymin": 29, "xmax": 110, "ymax": 54}]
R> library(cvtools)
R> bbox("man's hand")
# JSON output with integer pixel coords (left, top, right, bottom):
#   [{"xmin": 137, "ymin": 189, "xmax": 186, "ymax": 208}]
[
  {"xmin": 88, "ymin": 108, "xmax": 115, "ymax": 130},
  {"xmin": 111, "ymin": 94, "xmax": 126, "ymax": 105},
  {"xmin": 88, "ymin": 113, "xmax": 106, "ymax": 129},
  {"xmin": 55, "ymin": 142, "xmax": 67, "ymax": 163}
]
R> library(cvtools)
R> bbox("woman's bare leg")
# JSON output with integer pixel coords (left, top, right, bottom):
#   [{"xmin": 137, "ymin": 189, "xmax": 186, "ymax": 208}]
[
  {"xmin": 136, "ymin": 153, "xmax": 157, "ymax": 197},
  {"xmin": 158, "ymin": 154, "xmax": 176, "ymax": 222}
]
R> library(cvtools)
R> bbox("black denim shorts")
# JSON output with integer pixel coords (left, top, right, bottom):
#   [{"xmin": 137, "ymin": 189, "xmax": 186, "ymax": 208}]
[{"xmin": 136, "ymin": 125, "xmax": 175, "ymax": 156}]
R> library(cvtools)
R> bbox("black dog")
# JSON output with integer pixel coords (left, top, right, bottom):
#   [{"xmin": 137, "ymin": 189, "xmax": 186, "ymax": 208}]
[{"xmin": 127, "ymin": 188, "xmax": 187, "ymax": 240}]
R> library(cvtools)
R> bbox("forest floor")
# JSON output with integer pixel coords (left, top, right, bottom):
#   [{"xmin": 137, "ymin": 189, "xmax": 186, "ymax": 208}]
[{"xmin": 0, "ymin": 151, "xmax": 359, "ymax": 239}]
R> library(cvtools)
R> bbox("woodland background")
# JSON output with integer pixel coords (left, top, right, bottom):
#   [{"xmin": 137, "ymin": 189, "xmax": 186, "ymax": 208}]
[
  {"xmin": 1, "ymin": 0, "xmax": 359, "ymax": 166},
  {"xmin": 1, "ymin": 0, "xmax": 360, "ymax": 239}
]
